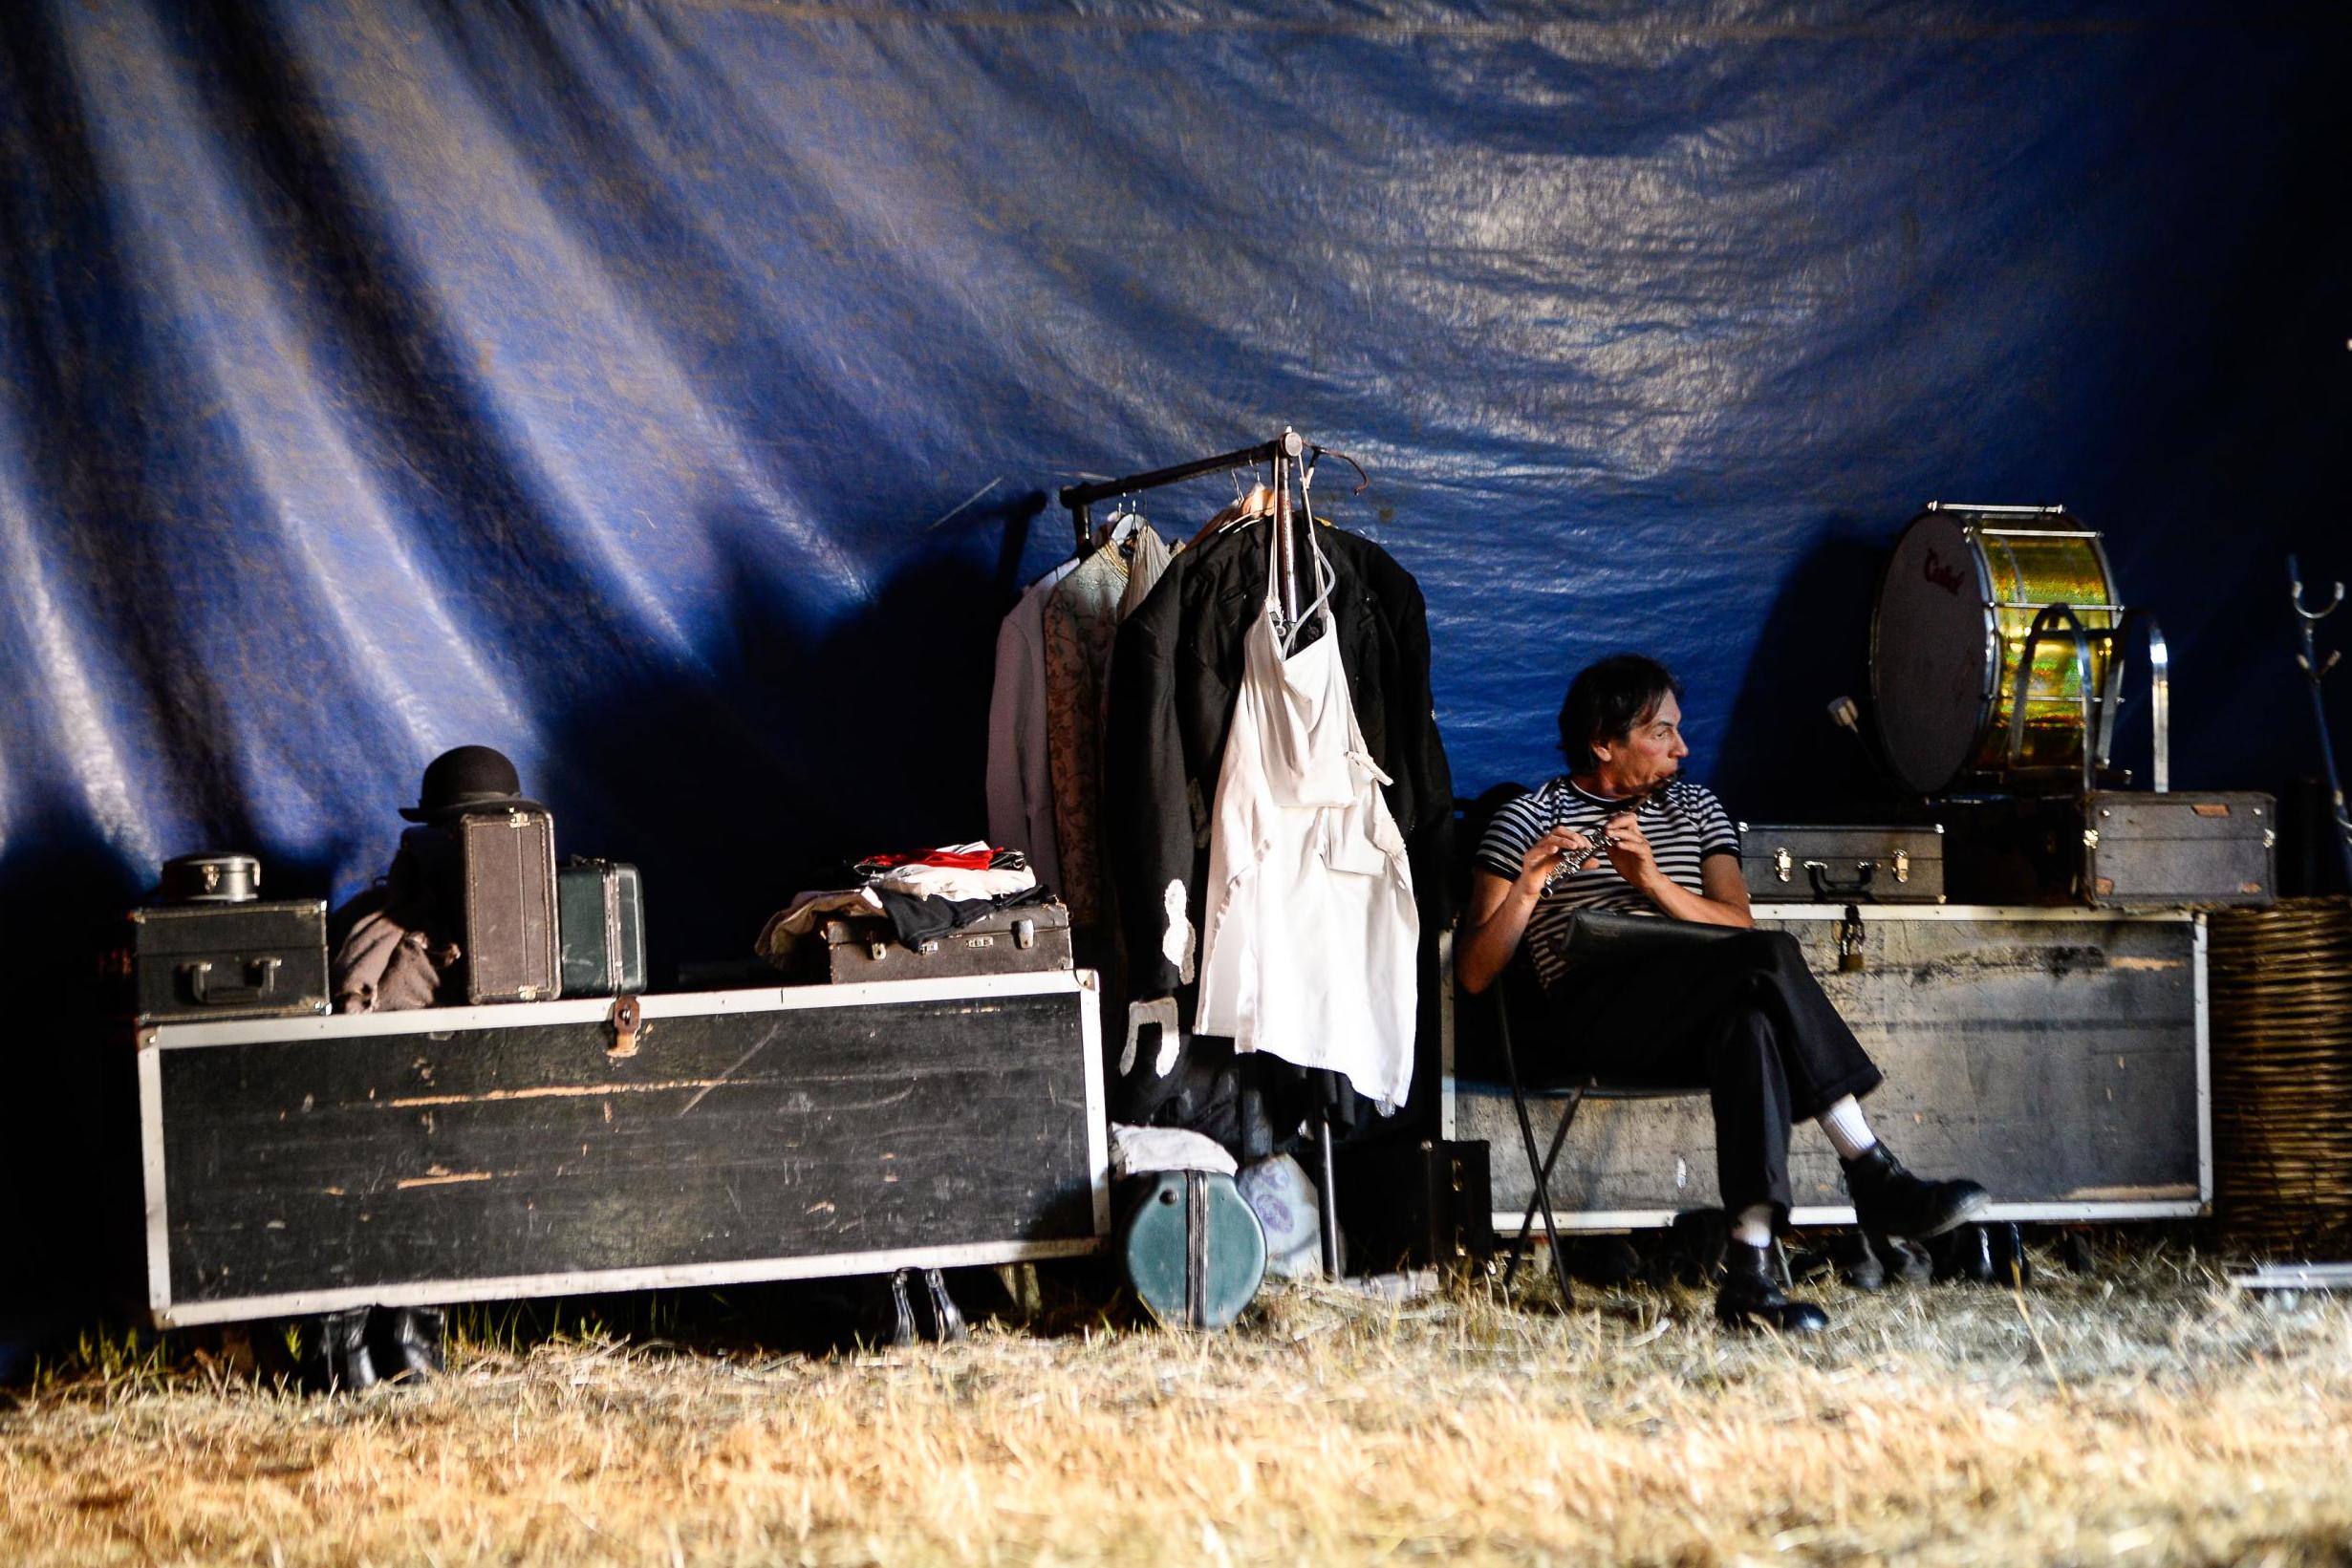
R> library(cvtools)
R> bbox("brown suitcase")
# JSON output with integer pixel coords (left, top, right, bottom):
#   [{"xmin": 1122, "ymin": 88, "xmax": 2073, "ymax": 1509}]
[
  {"xmin": 459, "ymin": 809, "xmax": 562, "ymax": 1002},
  {"xmin": 820, "ymin": 900, "xmax": 1073, "ymax": 982},
  {"xmin": 1948, "ymin": 792, "xmax": 2276, "ymax": 907},
  {"xmin": 2081, "ymin": 791, "xmax": 2275, "ymax": 906}
]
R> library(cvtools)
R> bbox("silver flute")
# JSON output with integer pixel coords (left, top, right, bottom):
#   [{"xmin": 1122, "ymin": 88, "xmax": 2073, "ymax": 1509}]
[{"xmin": 1541, "ymin": 784, "xmax": 1675, "ymax": 893}]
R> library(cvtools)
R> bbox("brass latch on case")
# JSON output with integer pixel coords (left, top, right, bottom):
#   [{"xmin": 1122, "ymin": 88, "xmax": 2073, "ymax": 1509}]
[
  {"xmin": 607, "ymin": 994, "xmax": 644, "ymax": 1058},
  {"xmin": 1892, "ymin": 849, "xmax": 1910, "ymax": 884},
  {"xmin": 1773, "ymin": 847, "xmax": 1793, "ymax": 883}
]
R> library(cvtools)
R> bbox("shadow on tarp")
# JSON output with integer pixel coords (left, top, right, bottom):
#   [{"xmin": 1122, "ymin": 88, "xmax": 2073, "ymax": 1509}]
[
  {"xmin": 1711, "ymin": 530, "xmax": 1922, "ymax": 827},
  {"xmin": 538, "ymin": 489, "xmax": 1047, "ymax": 978},
  {"xmin": 0, "ymin": 489, "xmax": 1048, "ymax": 1378}
]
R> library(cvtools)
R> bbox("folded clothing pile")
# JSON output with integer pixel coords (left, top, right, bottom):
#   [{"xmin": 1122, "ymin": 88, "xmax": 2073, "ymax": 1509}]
[{"xmin": 756, "ymin": 843, "xmax": 1051, "ymax": 968}]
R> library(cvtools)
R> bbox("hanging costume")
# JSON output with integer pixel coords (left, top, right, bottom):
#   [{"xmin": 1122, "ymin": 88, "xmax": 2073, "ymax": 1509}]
[
  {"xmin": 1194, "ymin": 526, "xmax": 1418, "ymax": 1107},
  {"xmin": 1105, "ymin": 514, "xmax": 1452, "ymax": 1133}
]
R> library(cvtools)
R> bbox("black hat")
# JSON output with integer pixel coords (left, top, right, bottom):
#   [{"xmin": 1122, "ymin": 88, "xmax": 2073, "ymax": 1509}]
[{"xmin": 400, "ymin": 745, "xmax": 546, "ymax": 822}]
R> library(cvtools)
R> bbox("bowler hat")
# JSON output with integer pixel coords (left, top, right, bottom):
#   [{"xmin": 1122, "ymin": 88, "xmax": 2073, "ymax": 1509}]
[{"xmin": 399, "ymin": 745, "xmax": 546, "ymax": 822}]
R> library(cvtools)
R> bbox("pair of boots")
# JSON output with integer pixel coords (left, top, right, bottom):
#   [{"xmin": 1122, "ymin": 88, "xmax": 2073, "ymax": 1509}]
[
  {"xmin": 293, "ymin": 1305, "xmax": 445, "ymax": 1393},
  {"xmin": 1715, "ymin": 1145, "xmax": 1989, "ymax": 1334},
  {"xmin": 877, "ymin": 1268, "xmax": 967, "ymax": 1346}
]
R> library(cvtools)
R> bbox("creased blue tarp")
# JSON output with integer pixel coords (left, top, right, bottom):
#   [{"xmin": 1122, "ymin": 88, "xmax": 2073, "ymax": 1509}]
[{"xmin": 0, "ymin": 0, "xmax": 2345, "ymax": 1343}]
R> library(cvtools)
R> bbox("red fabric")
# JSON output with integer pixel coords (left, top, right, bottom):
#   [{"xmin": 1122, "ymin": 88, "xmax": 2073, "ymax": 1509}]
[{"xmin": 854, "ymin": 847, "xmax": 997, "ymax": 872}]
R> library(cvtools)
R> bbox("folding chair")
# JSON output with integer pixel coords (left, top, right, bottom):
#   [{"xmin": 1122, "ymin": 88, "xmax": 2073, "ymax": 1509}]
[{"xmin": 1485, "ymin": 910, "xmax": 1742, "ymax": 1307}]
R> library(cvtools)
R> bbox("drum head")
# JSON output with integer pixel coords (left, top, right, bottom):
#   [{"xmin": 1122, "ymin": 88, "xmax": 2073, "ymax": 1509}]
[{"xmin": 1872, "ymin": 512, "xmax": 1994, "ymax": 795}]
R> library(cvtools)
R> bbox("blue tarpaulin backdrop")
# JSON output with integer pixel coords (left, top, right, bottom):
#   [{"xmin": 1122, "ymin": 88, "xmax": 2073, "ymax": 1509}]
[{"xmin": 1, "ymin": 0, "xmax": 2345, "ymax": 1344}]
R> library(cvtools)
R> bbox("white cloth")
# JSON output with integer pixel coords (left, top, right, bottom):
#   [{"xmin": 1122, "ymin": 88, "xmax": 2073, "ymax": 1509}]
[
  {"xmin": 1192, "ymin": 527, "xmax": 1418, "ymax": 1108},
  {"xmin": 871, "ymin": 859, "xmax": 1037, "ymax": 901},
  {"xmin": 985, "ymin": 558, "xmax": 1080, "ymax": 895},
  {"xmin": 1108, "ymin": 1123, "xmax": 1239, "ymax": 1178}
]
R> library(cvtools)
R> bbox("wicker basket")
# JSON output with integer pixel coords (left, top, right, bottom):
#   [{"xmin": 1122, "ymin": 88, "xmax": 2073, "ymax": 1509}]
[{"xmin": 2208, "ymin": 897, "xmax": 2352, "ymax": 1257}]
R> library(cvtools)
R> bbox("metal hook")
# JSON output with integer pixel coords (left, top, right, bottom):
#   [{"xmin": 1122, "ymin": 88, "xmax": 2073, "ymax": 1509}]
[{"xmin": 2291, "ymin": 560, "xmax": 2344, "ymax": 624}]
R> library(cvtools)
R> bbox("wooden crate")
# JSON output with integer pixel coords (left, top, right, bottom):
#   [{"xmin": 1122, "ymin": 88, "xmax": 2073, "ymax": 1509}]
[
  {"xmin": 1444, "ymin": 907, "xmax": 2208, "ymax": 1232},
  {"xmin": 138, "ymin": 971, "xmax": 1108, "ymax": 1326}
]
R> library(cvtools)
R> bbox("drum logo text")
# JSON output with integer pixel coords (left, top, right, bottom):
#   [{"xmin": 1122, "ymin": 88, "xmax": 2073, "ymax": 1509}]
[{"xmin": 1922, "ymin": 548, "xmax": 1965, "ymax": 596}]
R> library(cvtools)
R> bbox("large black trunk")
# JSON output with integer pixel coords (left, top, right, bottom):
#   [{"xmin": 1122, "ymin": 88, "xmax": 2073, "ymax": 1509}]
[
  {"xmin": 137, "ymin": 971, "xmax": 1108, "ymax": 1325},
  {"xmin": 1736, "ymin": 824, "xmax": 1946, "ymax": 904}
]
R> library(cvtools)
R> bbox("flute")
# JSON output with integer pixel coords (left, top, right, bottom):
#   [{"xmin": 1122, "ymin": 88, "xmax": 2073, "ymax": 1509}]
[{"xmin": 1541, "ymin": 783, "xmax": 1675, "ymax": 893}]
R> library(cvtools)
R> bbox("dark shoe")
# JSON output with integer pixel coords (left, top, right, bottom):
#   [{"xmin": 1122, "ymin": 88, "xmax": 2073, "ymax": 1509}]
[
  {"xmin": 1865, "ymin": 1230, "xmax": 1935, "ymax": 1287},
  {"xmin": 1715, "ymin": 1242, "xmax": 1829, "ymax": 1334},
  {"xmin": 1928, "ymin": 1221, "xmax": 2034, "ymax": 1287},
  {"xmin": 884, "ymin": 1270, "xmax": 920, "ymax": 1347},
  {"xmin": 1792, "ymin": 1231, "xmax": 1886, "ymax": 1292},
  {"xmin": 1842, "ymin": 1144, "xmax": 1990, "ymax": 1241},
  {"xmin": 369, "ymin": 1306, "xmax": 446, "ymax": 1384},
  {"xmin": 294, "ymin": 1307, "xmax": 378, "ymax": 1395},
  {"xmin": 918, "ymin": 1268, "xmax": 969, "ymax": 1342}
]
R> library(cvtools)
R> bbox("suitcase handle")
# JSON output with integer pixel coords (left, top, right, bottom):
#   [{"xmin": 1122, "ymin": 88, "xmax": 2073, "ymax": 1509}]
[
  {"xmin": 1802, "ymin": 860, "xmax": 1878, "ymax": 901},
  {"xmin": 178, "ymin": 956, "xmax": 283, "ymax": 1006}
]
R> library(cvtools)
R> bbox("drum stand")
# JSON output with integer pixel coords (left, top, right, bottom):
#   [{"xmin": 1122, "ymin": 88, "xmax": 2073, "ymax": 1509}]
[
  {"xmin": 2006, "ymin": 602, "xmax": 2169, "ymax": 793},
  {"xmin": 2287, "ymin": 556, "xmax": 2352, "ymax": 891}
]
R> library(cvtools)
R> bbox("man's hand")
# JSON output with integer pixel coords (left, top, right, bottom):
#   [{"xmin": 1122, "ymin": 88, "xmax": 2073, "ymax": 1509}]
[
  {"xmin": 1603, "ymin": 810, "xmax": 1660, "ymax": 891},
  {"xmin": 1517, "ymin": 826, "xmax": 1595, "ymax": 896}
]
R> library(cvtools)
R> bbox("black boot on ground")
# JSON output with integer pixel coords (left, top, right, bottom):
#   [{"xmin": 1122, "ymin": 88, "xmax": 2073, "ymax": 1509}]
[
  {"xmin": 1715, "ymin": 1242, "xmax": 1829, "ymax": 1334},
  {"xmin": 1841, "ymin": 1144, "xmax": 1990, "ymax": 1241},
  {"xmin": 369, "ymin": 1306, "xmax": 447, "ymax": 1384},
  {"xmin": 294, "ymin": 1306, "xmax": 378, "ymax": 1394}
]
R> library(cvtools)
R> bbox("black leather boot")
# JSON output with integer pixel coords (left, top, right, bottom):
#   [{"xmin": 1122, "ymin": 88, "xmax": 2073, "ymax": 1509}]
[
  {"xmin": 294, "ymin": 1307, "xmax": 378, "ymax": 1394},
  {"xmin": 919, "ymin": 1268, "xmax": 969, "ymax": 1342},
  {"xmin": 1841, "ymin": 1144, "xmax": 1990, "ymax": 1241},
  {"xmin": 369, "ymin": 1306, "xmax": 446, "ymax": 1384},
  {"xmin": 1715, "ymin": 1242, "xmax": 1829, "ymax": 1334}
]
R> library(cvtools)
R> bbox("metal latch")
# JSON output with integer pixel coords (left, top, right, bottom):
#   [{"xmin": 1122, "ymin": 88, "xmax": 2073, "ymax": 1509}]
[
  {"xmin": 2082, "ymin": 828, "xmax": 2101, "ymax": 849},
  {"xmin": 1013, "ymin": 917, "xmax": 1037, "ymax": 950},
  {"xmin": 607, "ymin": 994, "xmax": 644, "ymax": 1058},
  {"xmin": 1892, "ymin": 849, "xmax": 1910, "ymax": 884},
  {"xmin": 1773, "ymin": 847, "xmax": 1793, "ymax": 883}
]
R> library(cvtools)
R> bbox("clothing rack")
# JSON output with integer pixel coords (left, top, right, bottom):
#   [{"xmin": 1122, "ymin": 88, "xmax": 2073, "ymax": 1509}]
[
  {"xmin": 1060, "ymin": 427, "xmax": 1310, "ymax": 630},
  {"xmin": 1061, "ymin": 426, "xmax": 1349, "ymax": 1278}
]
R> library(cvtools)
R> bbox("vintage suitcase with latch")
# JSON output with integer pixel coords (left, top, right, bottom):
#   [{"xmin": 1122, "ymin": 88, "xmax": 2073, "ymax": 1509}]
[
  {"xmin": 459, "ymin": 810, "xmax": 561, "ymax": 1003},
  {"xmin": 1947, "ymin": 792, "xmax": 2276, "ymax": 907},
  {"xmin": 131, "ymin": 899, "xmax": 332, "ymax": 1024},
  {"xmin": 1736, "ymin": 824, "xmax": 1946, "ymax": 904},
  {"xmin": 556, "ymin": 858, "xmax": 646, "ymax": 998},
  {"xmin": 820, "ymin": 900, "xmax": 1074, "ymax": 982},
  {"xmin": 2081, "ymin": 792, "xmax": 2275, "ymax": 907}
]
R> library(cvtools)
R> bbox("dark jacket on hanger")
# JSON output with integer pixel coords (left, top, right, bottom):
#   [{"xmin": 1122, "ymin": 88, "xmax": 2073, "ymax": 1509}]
[{"xmin": 1106, "ymin": 515, "xmax": 1454, "ymax": 1010}]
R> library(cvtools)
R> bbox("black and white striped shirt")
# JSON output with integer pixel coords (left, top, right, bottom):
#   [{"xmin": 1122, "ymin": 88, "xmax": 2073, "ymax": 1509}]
[{"xmin": 1474, "ymin": 777, "xmax": 1741, "ymax": 989}]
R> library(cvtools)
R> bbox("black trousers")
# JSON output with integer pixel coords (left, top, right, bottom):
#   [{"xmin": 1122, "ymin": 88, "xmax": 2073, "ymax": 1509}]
[{"xmin": 1538, "ymin": 929, "xmax": 1883, "ymax": 1218}]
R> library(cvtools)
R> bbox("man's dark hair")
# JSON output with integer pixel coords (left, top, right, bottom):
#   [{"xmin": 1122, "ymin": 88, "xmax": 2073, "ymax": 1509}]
[{"xmin": 1557, "ymin": 654, "xmax": 1683, "ymax": 770}]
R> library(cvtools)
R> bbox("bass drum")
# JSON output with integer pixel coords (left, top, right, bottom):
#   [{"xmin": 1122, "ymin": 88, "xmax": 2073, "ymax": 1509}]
[{"xmin": 1870, "ymin": 506, "xmax": 2121, "ymax": 796}]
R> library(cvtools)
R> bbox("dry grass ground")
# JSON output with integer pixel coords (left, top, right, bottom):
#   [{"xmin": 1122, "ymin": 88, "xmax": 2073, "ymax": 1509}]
[{"xmin": 5, "ymin": 1243, "xmax": 2351, "ymax": 1567}]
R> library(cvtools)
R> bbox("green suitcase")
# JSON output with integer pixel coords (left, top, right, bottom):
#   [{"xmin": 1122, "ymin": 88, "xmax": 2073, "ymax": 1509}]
[{"xmin": 556, "ymin": 858, "xmax": 646, "ymax": 997}]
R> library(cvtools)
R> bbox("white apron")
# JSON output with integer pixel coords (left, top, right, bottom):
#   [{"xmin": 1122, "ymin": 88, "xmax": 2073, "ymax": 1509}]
[{"xmin": 1193, "ymin": 526, "xmax": 1419, "ymax": 1108}]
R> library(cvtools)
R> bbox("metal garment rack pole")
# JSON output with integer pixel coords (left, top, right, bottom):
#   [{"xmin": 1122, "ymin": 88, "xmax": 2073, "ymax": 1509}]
[{"xmin": 1059, "ymin": 427, "xmax": 1344, "ymax": 1276}]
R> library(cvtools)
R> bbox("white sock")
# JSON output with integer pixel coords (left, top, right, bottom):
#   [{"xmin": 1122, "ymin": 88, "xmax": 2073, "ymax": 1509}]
[
  {"xmin": 1732, "ymin": 1204, "xmax": 1775, "ymax": 1250},
  {"xmin": 1817, "ymin": 1095, "xmax": 1878, "ymax": 1162}
]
